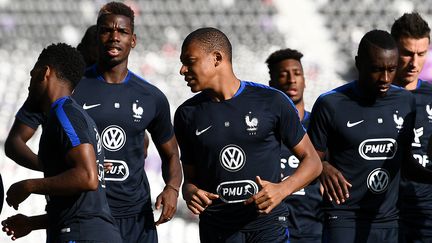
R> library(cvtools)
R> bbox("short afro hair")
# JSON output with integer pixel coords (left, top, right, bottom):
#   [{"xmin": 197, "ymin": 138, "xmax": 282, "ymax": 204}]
[
  {"xmin": 182, "ymin": 27, "xmax": 232, "ymax": 62},
  {"xmin": 265, "ymin": 48, "xmax": 303, "ymax": 72},
  {"xmin": 357, "ymin": 29, "xmax": 397, "ymax": 61},
  {"xmin": 97, "ymin": 2, "xmax": 135, "ymax": 32},
  {"xmin": 391, "ymin": 12, "xmax": 430, "ymax": 41},
  {"xmin": 36, "ymin": 43, "xmax": 85, "ymax": 88}
]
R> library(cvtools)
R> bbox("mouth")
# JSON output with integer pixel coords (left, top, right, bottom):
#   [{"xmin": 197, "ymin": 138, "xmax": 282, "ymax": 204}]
[
  {"xmin": 377, "ymin": 83, "xmax": 390, "ymax": 93},
  {"xmin": 105, "ymin": 46, "xmax": 121, "ymax": 57}
]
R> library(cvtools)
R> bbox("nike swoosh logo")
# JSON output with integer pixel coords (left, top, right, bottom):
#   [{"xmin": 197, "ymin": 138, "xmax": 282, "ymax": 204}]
[
  {"xmin": 195, "ymin": 126, "xmax": 212, "ymax": 136},
  {"xmin": 346, "ymin": 120, "xmax": 364, "ymax": 128},
  {"xmin": 83, "ymin": 103, "xmax": 101, "ymax": 110}
]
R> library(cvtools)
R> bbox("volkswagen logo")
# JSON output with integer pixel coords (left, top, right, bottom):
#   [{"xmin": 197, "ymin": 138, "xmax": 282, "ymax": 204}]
[
  {"xmin": 367, "ymin": 168, "xmax": 389, "ymax": 194},
  {"xmin": 219, "ymin": 144, "xmax": 246, "ymax": 172},
  {"xmin": 101, "ymin": 125, "xmax": 126, "ymax": 152}
]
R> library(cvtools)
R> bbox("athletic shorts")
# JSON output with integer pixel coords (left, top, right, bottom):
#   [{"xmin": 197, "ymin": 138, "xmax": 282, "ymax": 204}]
[
  {"xmin": 115, "ymin": 211, "xmax": 158, "ymax": 243},
  {"xmin": 199, "ymin": 221, "xmax": 289, "ymax": 243},
  {"xmin": 322, "ymin": 226, "xmax": 399, "ymax": 243}
]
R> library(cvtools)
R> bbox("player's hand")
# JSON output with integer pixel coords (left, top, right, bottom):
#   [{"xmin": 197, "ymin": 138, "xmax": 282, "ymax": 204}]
[
  {"xmin": 183, "ymin": 184, "xmax": 219, "ymax": 215},
  {"xmin": 2, "ymin": 214, "xmax": 33, "ymax": 240},
  {"xmin": 103, "ymin": 162, "xmax": 113, "ymax": 172},
  {"xmin": 319, "ymin": 161, "xmax": 352, "ymax": 204},
  {"xmin": 6, "ymin": 180, "xmax": 31, "ymax": 210},
  {"xmin": 244, "ymin": 176, "xmax": 284, "ymax": 214},
  {"xmin": 154, "ymin": 185, "xmax": 179, "ymax": 226}
]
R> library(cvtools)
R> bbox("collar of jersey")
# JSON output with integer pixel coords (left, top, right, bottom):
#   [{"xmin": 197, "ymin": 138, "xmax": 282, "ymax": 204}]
[
  {"xmin": 50, "ymin": 96, "xmax": 70, "ymax": 111},
  {"xmin": 90, "ymin": 64, "xmax": 132, "ymax": 84},
  {"xmin": 233, "ymin": 80, "xmax": 246, "ymax": 98},
  {"xmin": 416, "ymin": 79, "xmax": 423, "ymax": 89}
]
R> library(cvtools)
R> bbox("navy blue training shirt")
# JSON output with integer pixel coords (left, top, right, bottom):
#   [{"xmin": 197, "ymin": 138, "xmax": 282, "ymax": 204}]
[
  {"xmin": 39, "ymin": 96, "xmax": 117, "ymax": 241},
  {"xmin": 308, "ymin": 80, "xmax": 415, "ymax": 227},
  {"xmin": 281, "ymin": 111, "xmax": 323, "ymax": 238},
  {"xmin": 72, "ymin": 65, "xmax": 174, "ymax": 217},
  {"xmin": 174, "ymin": 81, "xmax": 306, "ymax": 230},
  {"xmin": 400, "ymin": 80, "xmax": 432, "ymax": 229}
]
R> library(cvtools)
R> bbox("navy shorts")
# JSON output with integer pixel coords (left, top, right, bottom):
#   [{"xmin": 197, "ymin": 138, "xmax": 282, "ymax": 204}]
[
  {"xmin": 322, "ymin": 226, "xmax": 399, "ymax": 243},
  {"xmin": 199, "ymin": 221, "xmax": 289, "ymax": 243},
  {"xmin": 115, "ymin": 211, "xmax": 158, "ymax": 243},
  {"xmin": 51, "ymin": 217, "xmax": 121, "ymax": 243},
  {"xmin": 400, "ymin": 211, "xmax": 432, "ymax": 242},
  {"xmin": 288, "ymin": 234, "xmax": 321, "ymax": 243}
]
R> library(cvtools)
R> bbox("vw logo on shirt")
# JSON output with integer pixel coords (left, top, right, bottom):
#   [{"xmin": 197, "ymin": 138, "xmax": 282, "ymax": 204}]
[
  {"xmin": 219, "ymin": 144, "xmax": 246, "ymax": 172},
  {"xmin": 367, "ymin": 168, "xmax": 390, "ymax": 194},
  {"xmin": 101, "ymin": 125, "xmax": 126, "ymax": 152}
]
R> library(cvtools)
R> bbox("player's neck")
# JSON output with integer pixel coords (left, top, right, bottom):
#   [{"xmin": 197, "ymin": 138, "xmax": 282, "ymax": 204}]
[
  {"xmin": 97, "ymin": 61, "xmax": 129, "ymax": 84},
  {"xmin": 295, "ymin": 100, "xmax": 305, "ymax": 121},
  {"xmin": 208, "ymin": 76, "xmax": 241, "ymax": 102},
  {"xmin": 397, "ymin": 78, "xmax": 419, "ymax": 91},
  {"xmin": 46, "ymin": 87, "xmax": 72, "ymax": 113}
]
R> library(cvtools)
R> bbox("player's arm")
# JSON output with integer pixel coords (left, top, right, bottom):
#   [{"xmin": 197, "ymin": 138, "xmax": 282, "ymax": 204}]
[
  {"xmin": 154, "ymin": 136, "xmax": 183, "ymax": 225},
  {"xmin": 4, "ymin": 119, "xmax": 42, "ymax": 171},
  {"xmin": 182, "ymin": 164, "xmax": 219, "ymax": 215},
  {"xmin": 317, "ymin": 150, "xmax": 352, "ymax": 204},
  {"xmin": 403, "ymin": 143, "xmax": 432, "ymax": 183},
  {"xmin": 245, "ymin": 134, "xmax": 322, "ymax": 214},
  {"xmin": 2, "ymin": 214, "xmax": 48, "ymax": 241},
  {"xmin": 6, "ymin": 144, "xmax": 99, "ymax": 209}
]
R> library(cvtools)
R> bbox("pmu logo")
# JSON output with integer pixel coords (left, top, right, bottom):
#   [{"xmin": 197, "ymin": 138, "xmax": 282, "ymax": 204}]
[
  {"xmin": 216, "ymin": 180, "xmax": 258, "ymax": 203},
  {"xmin": 104, "ymin": 159, "xmax": 129, "ymax": 181},
  {"xmin": 367, "ymin": 168, "xmax": 389, "ymax": 194},
  {"xmin": 101, "ymin": 125, "xmax": 126, "ymax": 152},
  {"xmin": 358, "ymin": 138, "xmax": 397, "ymax": 160},
  {"xmin": 219, "ymin": 144, "xmax": 246, "ymax": 172}
]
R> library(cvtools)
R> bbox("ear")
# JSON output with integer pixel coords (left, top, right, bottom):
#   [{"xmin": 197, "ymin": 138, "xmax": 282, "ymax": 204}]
[
  {"xmin": 214, "ymin": 51, "xmax": 223, "ymax": 67},
  {"xmin": 42, "ymin": 66, "xmax": 51, "ymax": 82},
  {"xmin": 131, "ymin": 34, "xmax": 137, "ymax": 48}
]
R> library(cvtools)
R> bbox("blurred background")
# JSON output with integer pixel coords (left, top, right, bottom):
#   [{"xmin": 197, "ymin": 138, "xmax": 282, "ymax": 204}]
[{"xmin": 1, "ymin": 0, "xmax": 432, "ymax": 242}]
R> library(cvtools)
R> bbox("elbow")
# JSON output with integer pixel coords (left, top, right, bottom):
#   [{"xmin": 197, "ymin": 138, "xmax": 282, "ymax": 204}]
[
  {"xmin": 82, "ymin": 171, "xmax": 99, "ymax": 191},
  {"xmin": 4, "ymin": 137, "xmax": 15, "ymax": 159},
  {"xmin": 315, "ymin": 160, "xmax": 323, "ymax": 179}
]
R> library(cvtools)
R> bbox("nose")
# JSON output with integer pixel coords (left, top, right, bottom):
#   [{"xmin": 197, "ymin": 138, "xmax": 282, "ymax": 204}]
[
  {"xmin": 110, "ymin": 30, "xmax": 120, "ymax": 42},
  {"xmin": 179, "ymin": 65, "xmax": 187, "ymax": 76},
  {"xmin": 410, "ymin": 54, "xmax": 419, "ymax": 68}
]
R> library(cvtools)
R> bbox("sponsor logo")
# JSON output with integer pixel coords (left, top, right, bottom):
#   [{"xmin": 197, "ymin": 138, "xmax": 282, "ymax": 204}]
[
  {"xmin": 97, "ymin": 160, "xmax": 105, "ymax": 188},
  {"xmin": 132, "ymin": 100, "xmax": 143, "ymax": 122},
  {"xmin": 393, "ymin": 111, "xmax": 404, "ymax": 130},
  {"xmin": 195, "ymin": 125, "xmax": 212, "ymax": 136},
  {"xmin": 412, "ymin": 127, "xmax": 423, "ymax": 148},
  {"xmin": 104, "ymin": 159, "xmax": 129, "ymax": 181},
  {"xmin": 83, "ymin": 103, "xmax": 101, "ymax": 110},
  {"xmin": 414, "ymin": 154, "xmax": 430, "ymax": 167},
  {"xmin": 94, "ymin": 127, "xmax": 102, "ymax": 155},
  {"xmin": 427, "ymin": 104, "xmax": 432, "ymax": 120},
  {"xmin": 219, "ymin": 144, "xmax": 246, "ymax": 172},
  {"xmin": 101, "ymin": 125, "xmax": 126, "ymax": 151},
  {"xmin": 358, "ymin": 138, "xmax": 397, "ymax": 160},
  {"xmin": 346, "ymin": 120, "xmax": 364, "ymax": 128},
  {"xmin": 216, "ymin": 180, "xmax": 258, "ymax": 203},
  {"xmin": 367, "ymin": 168, "xmax": 389, "ymax": 193},
  {"xmin": 245, "ymin": 111, "xmax": 258, "ymax": 135}
]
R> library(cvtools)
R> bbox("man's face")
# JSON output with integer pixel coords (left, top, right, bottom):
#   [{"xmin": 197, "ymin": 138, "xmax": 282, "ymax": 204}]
[
  {"xmin": 27, "ymin": 63, "xmax": 46, "ymax": 112},
  {"xmin": 396, "ymin": 36, "xmax": 429, "ymax": 86},
  {"xmin": 179, "ymin": 41, "xmax": 217, "ymax": 93},
  {"xmin": 269, "ymin": 59, "xmax": 305, "ymax": 104},
  {"xmin": 97, "ymin": 14, "xmax": 136, "ymax": 67},
  {"xmin": 358, "ymin": 46, "xmax": 399, "ymax": 97}
]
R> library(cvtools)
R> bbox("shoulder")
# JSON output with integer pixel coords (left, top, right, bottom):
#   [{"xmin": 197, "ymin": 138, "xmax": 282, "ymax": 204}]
[
  {"xmin": 387, "ymin": 85, "xmax": 414, "ymax": 100},
  {"xmin": 315, "ymin": 81, "xmax": 354, "ymax": 106},
  {"xmin": 127, "ymin": 71, "xmax": 169, "ymax": 100}
]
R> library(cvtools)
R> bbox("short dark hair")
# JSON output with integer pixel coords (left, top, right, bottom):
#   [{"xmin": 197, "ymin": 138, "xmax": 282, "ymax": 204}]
[
  {"xmin": 182, "ymin": 27, "xmax": 232, "ymax": 62},
  {"xmin": 391, "ymin": 12, "xmax": 430, "ymax": 41},
  {"xmin": 358, "ymin": 29, "xmax": 397, "ymax": 61},
  {"xmin": 36, "ymin": 43, "xmax": 85, "ymax": 88},
  {"xmin": 265, "ymin": 48, "xmax": 303, "ymax": 72},
  {"xmin": 97, "ymin": 1, "xmax": 135, "ymax": 32}
]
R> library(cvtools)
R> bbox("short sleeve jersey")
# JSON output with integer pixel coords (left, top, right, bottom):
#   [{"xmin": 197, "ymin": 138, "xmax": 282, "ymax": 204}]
[
  {"xmin": 72, "ymin": 66, "xmax": 174, "ymax": 217},
  {"xmin": 39, "ymin": 96, "xmax": 115, "ymax": 240},
  {"xmin": 16, "ymin": 98, "xmax": 46, "ymax": 129},
  {"xmin": 400, "ymin": 80, "xmax": 432, "ymax": 212},
  {"xmin": 281, "ymin": 111, "xmax": 323, "ymax": 237},
  {"xmin": 308, "ymin": 80, "xmax": 415, "ymax": 226},
  {"xmin": 174, "ymin": 81, "xmax": 306, "ymax": 230}
]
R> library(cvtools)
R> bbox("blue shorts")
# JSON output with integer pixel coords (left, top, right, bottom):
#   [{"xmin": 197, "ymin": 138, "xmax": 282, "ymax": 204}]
[
  {"xmin": 50, "ymin": 217, "xmax": 121, "ymax": 243},
  {"xmin": 322, "ymin": 226, "xmax": 399, "ymax": 243},
  {"xmin": 115, "ymin": 211, "xmax": 158, "ymax": 243},
  {"xmin": 401, "ymin": 210, "xmax": 432, "ymax": 241},
  {"xmin": 199, "ymin": 221, "xmax": 289, "ymax": 243}
]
